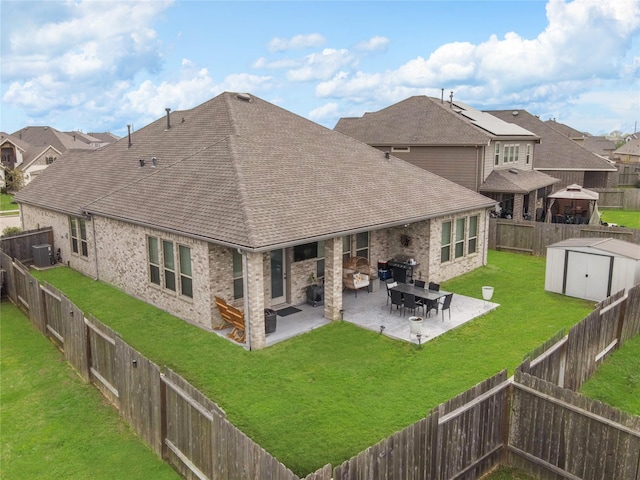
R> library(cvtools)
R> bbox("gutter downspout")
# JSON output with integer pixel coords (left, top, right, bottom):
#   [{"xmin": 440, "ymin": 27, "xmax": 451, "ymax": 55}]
[
  {"xmin": 239, "ymin": 248, "xmax": 251, "ymax": 350},
  {"xmin": 91, "ymin": 215, "xmax": 99, "ymax": 280}
]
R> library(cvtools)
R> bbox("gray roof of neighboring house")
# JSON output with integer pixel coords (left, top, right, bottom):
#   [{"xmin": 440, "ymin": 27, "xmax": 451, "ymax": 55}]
[
  {"xmin": 334, "ymin": 96, "xmax": 537, "ymax": 146},
  {"xmin": 0, "ymin": 132, "xmax": 30, "ymax": 152},
  {"xmin": 11, "ymin": 126, "xmax": 97, "ymax": 153},
  {"xmin": 615, "ymin": 137, "xmax": 640, "ymax": 156},
  {"xmin": 544, "ymin": 119, "xmax": 588, "ymax": 138},
  {"xmin": 87, "ymin": 132, "xmax": 120, "ymax": 143},
  {"xmin": 479, "ymin": 168, "xmax": 559, "ymax": 194},
  {"xmin": 547, "ymin": 237, "xmax": 640, "ymax": 260},
  {"xmin": 16, "ymin": 92, "xmax": 496, "ymax": 251},
  {"xmin": 488, "ymin": 110, "xmax": 616, "ymax": 172},
  {"xmin": 579, "ymin": 136, "xmax": 617, "ymax": 158}
]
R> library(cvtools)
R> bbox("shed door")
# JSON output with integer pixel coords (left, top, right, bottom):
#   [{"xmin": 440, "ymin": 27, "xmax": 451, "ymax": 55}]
[{"xmin": 564, "ymin": 251, "xmax": 612, "ymax": 301}]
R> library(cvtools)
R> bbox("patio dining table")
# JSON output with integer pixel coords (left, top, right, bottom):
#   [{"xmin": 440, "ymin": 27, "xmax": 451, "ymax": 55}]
[{"xmin": 390, "ymin": 283, "xmax": 450, "ymax": 316}]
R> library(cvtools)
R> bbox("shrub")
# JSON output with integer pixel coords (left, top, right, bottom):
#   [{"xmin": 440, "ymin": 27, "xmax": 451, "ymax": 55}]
[{"xmin": 2, "ymin": 226, "xmax": 22, "ymax": 237}]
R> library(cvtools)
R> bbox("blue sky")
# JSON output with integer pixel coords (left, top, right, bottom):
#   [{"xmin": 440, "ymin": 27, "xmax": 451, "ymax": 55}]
[{"xmin": 1, "ymin": 0, "xmax": 639, "ymax": 137}]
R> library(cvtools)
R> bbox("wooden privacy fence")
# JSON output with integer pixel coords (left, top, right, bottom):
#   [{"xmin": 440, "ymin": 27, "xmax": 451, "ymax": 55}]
[
  {"xmin": 489, "ymin": 218, "xmax": 640, "ymax": 257},
  {"xmin": 0, "ymin": 227, "xmax": 53, "ymax": 263},
  {"xmin": 593, "ymin": 187, "xmax": 640, "ymax": 209},
  {"xmin": 2, "ymin": 246, "xmax": 639, "ymax": 480}
]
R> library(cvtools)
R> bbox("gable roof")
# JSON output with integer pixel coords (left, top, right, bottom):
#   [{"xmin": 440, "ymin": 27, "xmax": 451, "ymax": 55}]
[
  {"xmin": 480, "ymin": 168, "xmax": 559, "ymax": 194},
  {"xmin": 16, "ymin": 92, "xmax": 496, "ymax": 251},
  {"xmin": 488, "ymin": 110, "xmax": 616, "ymax": 172},
  {"xmin": 548, "ymin": 237, "xmax": 640, "ymax": 260},
  {"xmin": 334, "ymin": 96, "xmax": 536, "ymax": 146},
  {"xmin": 0, "ymin": 132, "xmax": 30, "ymax": 152},
  {"xmin": 11, "ymin": 126, "xmax": 97, "ymax": 153},
  {"xmin": 615, "ymin": 137, "xmax": 640, "ymax": 156}
]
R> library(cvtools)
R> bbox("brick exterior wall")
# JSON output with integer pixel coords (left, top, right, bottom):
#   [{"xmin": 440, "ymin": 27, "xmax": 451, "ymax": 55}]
[
  {"xmin": 19, "ymin": 204, "xmax": 490, "ymax": 349},
  {"xmin": 21, "ymin": 204, "xmax": 98, "ymax": 278},
  {"xmin": 92, "ymin": 216, "xmax": 213, "ymax": 329}
]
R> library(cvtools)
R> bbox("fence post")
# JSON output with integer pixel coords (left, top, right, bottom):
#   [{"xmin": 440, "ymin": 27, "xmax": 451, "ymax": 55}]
[{"xmin": 159, "ymin": 371, "xmax": 168, "ymax": 463}]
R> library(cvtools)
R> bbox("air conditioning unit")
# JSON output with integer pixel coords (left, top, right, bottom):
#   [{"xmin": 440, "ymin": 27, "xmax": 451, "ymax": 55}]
[{"xmin": 32, "ymin": 244, "xmax": 52, "ymax": 268}]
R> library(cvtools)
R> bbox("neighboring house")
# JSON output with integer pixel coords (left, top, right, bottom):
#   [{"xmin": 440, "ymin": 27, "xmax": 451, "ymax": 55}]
[
  {"xmin": 334, "ymin": 96, "xmax": 558, "ymax": 221},
  {"xmin": 0, "ymin": 132, "xmax": 29, "ymax": 188},
  {"xmin": 15, "ymin": 92, "xmax": 496, "ymax": 350},
  {"xmin": 614, "ymin": 136, "xmax": 640, "ymax": 164},
  {"xmin": 4, "ymin": 126, "xmax": 114, "ymax": 188},
  {"xmin": 64, "ymin": 131, "xmax": 116, "ymax": 148},
  {"xmin": 613, "ymin": 137, "xmax": 640, "ymax": 186},
  {"xmin": 489, "ymin": 110, "xmax": 617, "ymax": 192},
  {"xmin": 545, "ymin": 119, "xmax": 617, "ymax": 159}
]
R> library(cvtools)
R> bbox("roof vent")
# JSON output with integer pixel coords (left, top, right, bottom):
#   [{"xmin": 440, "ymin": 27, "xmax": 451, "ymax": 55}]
[
  {"xmin": 509, "ymin": 169, "xmax": 519, "ymax": 174},
  {"xmin": 237, "ymin": 93, "xmax": 251, "ymax": 102},
  {"xmin": 512, "ymin": 111, "xmax": 519, "ymax": 116}
]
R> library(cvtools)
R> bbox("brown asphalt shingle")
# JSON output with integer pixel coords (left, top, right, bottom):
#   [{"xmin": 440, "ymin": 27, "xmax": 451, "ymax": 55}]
[
  {"xmin": 334, "ymin": 96, "xmax": 492, "ymax": 146},
  {"xmin": 16, "ymin": 92, "xmax": 496, "ymax": 250}
]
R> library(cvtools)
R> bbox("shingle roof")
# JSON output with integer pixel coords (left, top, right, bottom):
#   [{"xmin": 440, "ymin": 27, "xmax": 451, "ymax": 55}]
[
  {"xmin": 615, "ymin": 137, "xmax": 640, "ymax": 156},
  {"xmin": 488, "ymin": 110, "xmax": 616, "ymax": 172},
  {"xmin": 548, "ymin": 238, "xmax": 640, "ymax": 260},
  {"xmin": 11, "ymin": 126, "xmax": 96, "ymax": 153},
  {"xmin": 544, "ymin": 119, "xmax": 588, "ymax": 138},
  {"xmin": 16, "ymin": 92, "xmax": 496, "ymax": 251},
  {"xmin": 334, "ymin": 96, "xmax": 494, "ymax": 146},
  {"xmin": 479, "ymin": 168, "xmax": 559, "ymax": 194}
]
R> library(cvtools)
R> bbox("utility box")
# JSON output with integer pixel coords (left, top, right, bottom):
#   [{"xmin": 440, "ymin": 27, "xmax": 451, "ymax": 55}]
[{"xmin": 32, "ymin": 244, "xmax": 53, "ymax": 268}]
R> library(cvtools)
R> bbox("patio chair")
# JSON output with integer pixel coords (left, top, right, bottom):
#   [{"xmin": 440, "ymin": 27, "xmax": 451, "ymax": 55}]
[
  {"xmin": 414, "ymin": 280, "xmax": 426, "ymax": 288},
  {"xmin": 404, "ymin": 293, "xmax": 424, "ymax": 316},
  {"xmin": 385, "ymin": 281, "xmax": 398, "ymax": 305},
  {"xmin": 428, "ymin": 281, "xmax": 440, "ymax": 291},
  {"xmin": 389, "ymin": 289, "xmax": 404, "ymax": 315},
  {"xmin": 439, "ymin": 293, "xmax": 453, "ymax": 321}
]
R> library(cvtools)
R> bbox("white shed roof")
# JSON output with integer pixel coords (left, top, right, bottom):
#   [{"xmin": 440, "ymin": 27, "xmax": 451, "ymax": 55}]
[{"xmin": 548, "ymin": 237, "xmax": 640, "ymax": 260}]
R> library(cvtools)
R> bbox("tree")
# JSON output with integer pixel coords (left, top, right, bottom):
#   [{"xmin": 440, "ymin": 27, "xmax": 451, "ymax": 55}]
[{"xmin": 6, "ymin": 168, "xmax": 24, "ymax": 191}]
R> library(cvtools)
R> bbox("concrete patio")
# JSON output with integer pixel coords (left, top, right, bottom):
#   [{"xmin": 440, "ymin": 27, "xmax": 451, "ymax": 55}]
[{"xmin": 216, "ymin": 280, "xmax": 499, "ymax": 348}]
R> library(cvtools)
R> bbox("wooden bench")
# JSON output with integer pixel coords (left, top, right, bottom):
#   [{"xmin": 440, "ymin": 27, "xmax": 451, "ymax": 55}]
[{"xmin": 214, "ymin": 296, "xmax": 246, "ymax": 343}]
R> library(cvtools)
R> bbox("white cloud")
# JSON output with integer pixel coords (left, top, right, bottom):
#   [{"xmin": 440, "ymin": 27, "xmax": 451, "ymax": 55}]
[
  {"xmin": 308, "ymin": 102, "xmax": 339, "ymax": 122},
  {"xmin": 354, "ymin": 36, "xmax": 389, "ymax": 52},
  {"xmin": 315, "ymin": 0, "xmax": 640, "ymax": 120},
  {"xmin": 1, "ymin": 0, "xmax": 171, "ymax": 120},
  {"xmin": 268, "ymin": 33, "xmax": 326, "ymax": 53},
  {"xmin": 286, "ymin": 48, "xmax": 358, "ymax": 82}
]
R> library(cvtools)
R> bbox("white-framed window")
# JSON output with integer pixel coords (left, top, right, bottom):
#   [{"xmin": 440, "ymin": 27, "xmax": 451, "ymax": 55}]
[
  {"xmin": 343, "ymin": 235, "xmax": 351, "ymax": 261},
  {"xmin": 148, "ymin": 237, "xmax": 161, "ymax": 285},
  {"xmin": 69, "ymin": 217, "xmax": 88, "ymax": 257},
  {"xmin": 468, "ymin": 215, "xmax": 478, "ymax": 254},
  {"xmin": 526, "ymin": 144, "xmax": 531, "ymax": 164},
  {"xmin": 179, "ymin": 245, "xmax": 193, "ymax": 298},
  {"xmin": 503, "ymin": 144, "xmax": 520, "ymax": 163},
  {"xmin": 442, "ymin": 215, "xmax": 479, "ymax": 263},
  {"xmin": 147, "ymin": 236, "xmax": 193, "ymax": 298},
  {"xmin": 441, "ymin": 221, "xmax": 452, "ymax": 263},
  {"xmin": 232, "ymin": 250, "xmax": 243, "ymax": 300},
  {"xmin": 316, "ymin": 241, "xmax": 325, "ymax": 281},
  {"xmin": 391, "ymin": 146, "xmax": 410, "ymax": 153},
  {"xmin": 455, "ymin": 217, "xmax": 466, "ymax": 258},
  {"xmin": 355, "ymin": 231, "xmax": 369, "ymax": 259},
  {"xmin": 494, "ymin": 142, "xmax": 500, "ymax": 165}
]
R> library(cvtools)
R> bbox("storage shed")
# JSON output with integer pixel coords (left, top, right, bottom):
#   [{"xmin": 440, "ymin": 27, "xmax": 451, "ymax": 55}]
[{"xmin": 545, "ymin": 238, "xmax": 640, "ymax": 302}]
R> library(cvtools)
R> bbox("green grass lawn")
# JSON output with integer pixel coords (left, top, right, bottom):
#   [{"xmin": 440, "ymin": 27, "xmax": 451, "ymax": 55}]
[
  {"xmin": 1, "ymin": 193, "xmax": 18, "ymax": 214},
  {"xmin": 600, "ymin": 209, "xmax": 640, "ymax": 228},
  {"xmin": 0, "ymin": 301, "xmax": 180, "ymax": 480},
  {"xmin": 29, "ymin": 251, "xmax": 594, "ymax": 476},
  {"xmin": 580, "ymin": 333, "xmax": 640, "ymax": 415}
]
